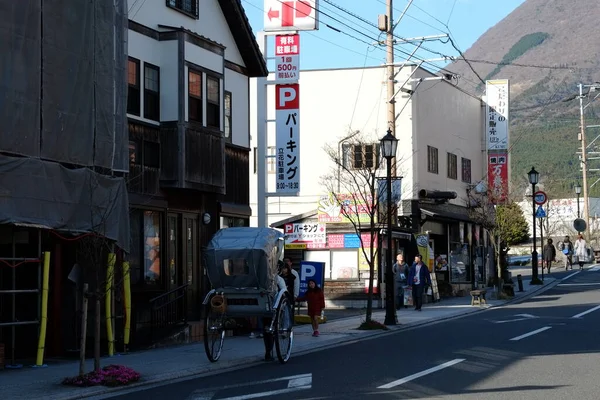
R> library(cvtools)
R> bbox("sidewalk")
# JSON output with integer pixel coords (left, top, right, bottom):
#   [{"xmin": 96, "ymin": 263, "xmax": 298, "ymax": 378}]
[{"xmin": 0, "ymin": 278, "xmax": 555, "ymax": 400}]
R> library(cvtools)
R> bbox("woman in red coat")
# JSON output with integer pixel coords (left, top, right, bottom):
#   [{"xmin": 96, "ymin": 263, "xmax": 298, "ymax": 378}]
[{"xmin": 297, "ymin": 279, "xmax": 325, "ymax": 337}]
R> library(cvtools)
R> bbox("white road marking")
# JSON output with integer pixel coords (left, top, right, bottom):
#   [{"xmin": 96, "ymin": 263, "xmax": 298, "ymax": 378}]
[
  {"xmin": 588, "ymin": 265, "xmax": 600, "ymax": 271},
  {"xmin": 572, "ymin": 304, "xmax": 600, "ymax": 319},
  {"xmin": 509, "ymin": 326, "xmax": 552, "ymax": 341},
  {"xmin": 562, "ymin": 271, "xmax": 582, "ymax": 281},
  {"xmin": 187, "ymin": 374, "xmax": 312, "ymax": 400},
  {"xmin": 377, "ymin": 359, "xmax": 466, "ymax": 389},
  {"xmin": 493, "ymin": 314, "xmax": 538, "ymax": 324},
  {"xmin": 558, "ymin": 283, "xmax": 600, "ymax": 286}
]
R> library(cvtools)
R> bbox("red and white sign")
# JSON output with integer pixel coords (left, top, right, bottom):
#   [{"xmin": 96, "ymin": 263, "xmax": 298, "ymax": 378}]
[
  {"xmin": 264, "ymin": 0, "xmax": 319, "ymax": 32},
  {"xmin": 488, "ymin": 152, "xmax": 508, "ymax": 204},
  {"xmin": 275, "ymin": 35, "xmax": 300, "ymax": 83},
  {"xmin": 284, "ymin": 223, "xmax": 326, "ymax": 246},
  {"xmin": 275, "ymin": 84, "xmax": 300, "ymax": 194}
]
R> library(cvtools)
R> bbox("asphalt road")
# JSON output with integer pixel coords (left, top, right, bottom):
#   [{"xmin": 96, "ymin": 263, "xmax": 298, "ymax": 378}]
[{"xmin": 106, "ymin": 265, "xmax": 600, "ymax": 400}]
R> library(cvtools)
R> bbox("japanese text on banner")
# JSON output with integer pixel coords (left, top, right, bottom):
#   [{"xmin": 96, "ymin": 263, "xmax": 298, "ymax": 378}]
[
  {"xmin": 275, "ymin": 84, "xmax": 300, "ymax": 194},
  {"xmin": 275, "ymin": 34, "xmax": 300, "ymax": 83},
  {"xmin": 486, "ymin": 80, "xmax": 509, "ymax": 151},
  {"xmin": 488, "ymin": 152, "xmax": 508, "ymax": 204}
]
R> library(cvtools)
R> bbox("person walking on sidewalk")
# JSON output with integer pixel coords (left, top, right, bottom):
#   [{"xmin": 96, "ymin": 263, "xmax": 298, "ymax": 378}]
[
  {"xmin": 296, "ymin": 279, "xmax": 325, "ymax": 337},
  {"xmin": 407, "ymin": 254, "xmax": 431, "ymax": 312},
  {"xmin": 543, "ymin": 238, "xmax": 557, "ymax": 274},
  {"xmin": 559, "ymin": 236, "xmax": 574, "ymax": 270},
  {"xmin": 574, "ymin": 234, "xmax": 588, "ymax": 270},
  {"xmin": 280, "ymin": 258, "xmax": 300, "ymax": 323},
  {"xmin": 392, "ymin": 253, "xmax": 409, "ymax": 310}
]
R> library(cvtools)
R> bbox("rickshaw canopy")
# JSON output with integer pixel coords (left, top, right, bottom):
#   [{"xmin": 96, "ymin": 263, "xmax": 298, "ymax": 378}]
[{"xmin": 204, "ymin": 227, "xmax": 285, "ymax": 292}]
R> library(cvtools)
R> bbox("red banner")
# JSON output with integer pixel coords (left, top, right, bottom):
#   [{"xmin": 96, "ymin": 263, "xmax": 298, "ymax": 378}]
[{"xmin": 488, "ymin": 152, "xmax": 508, "ymax": 204}]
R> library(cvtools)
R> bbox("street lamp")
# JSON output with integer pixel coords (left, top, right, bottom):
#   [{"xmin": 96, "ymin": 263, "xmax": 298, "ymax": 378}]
[
  {"xmin": 380, "ymin": 129, "xmax": 398, "ymax": 325},
  {"xmin": 528, "ymin": 167, "xmax": 542, "ymax": 285},
  {"xmin": 575, "ymin": 182, "xmax": 582, "ymax": 219}
]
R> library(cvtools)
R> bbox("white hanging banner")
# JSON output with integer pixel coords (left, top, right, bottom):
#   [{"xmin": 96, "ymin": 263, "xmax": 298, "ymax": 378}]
[
  {"xmin": 485, "ymin": 79, "xmax": 509, "ymax": 150},
  {"xmin": 275, "ymin": 34, "xmax": 300, "ymax": 83}
]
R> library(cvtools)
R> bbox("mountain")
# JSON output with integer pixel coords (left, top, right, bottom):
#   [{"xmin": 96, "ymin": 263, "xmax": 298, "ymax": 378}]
[{"xmin": 446, "ymin": 0, "xmax": 600, "ymax": 198}]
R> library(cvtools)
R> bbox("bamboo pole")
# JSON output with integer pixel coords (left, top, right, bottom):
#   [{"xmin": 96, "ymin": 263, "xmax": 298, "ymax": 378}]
[
  {"xmin": 123, "ymin": 261, "xmax": 131, "ymax": 351},
  {"xmin": 105, "ymin": 253, "xmax": 115, "ymax": 356},
  {"xmin": 79, "ymin": 284, "xmax": 89, "ymax": 376},
  {"xmin": 35, "ymin": 252, "xmax": 50, "ymax": 366}
]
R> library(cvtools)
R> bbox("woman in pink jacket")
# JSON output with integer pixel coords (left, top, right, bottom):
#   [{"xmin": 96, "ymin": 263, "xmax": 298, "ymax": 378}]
[{"xmin": 297, "ymin": 279, "xmax": 325, "ymax": 337}]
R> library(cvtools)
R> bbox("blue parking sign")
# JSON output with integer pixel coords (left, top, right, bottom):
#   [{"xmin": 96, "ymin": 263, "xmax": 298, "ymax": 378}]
[{"xmin": 298, "ymin": 261, "xmax": 325, "ymax": 297}]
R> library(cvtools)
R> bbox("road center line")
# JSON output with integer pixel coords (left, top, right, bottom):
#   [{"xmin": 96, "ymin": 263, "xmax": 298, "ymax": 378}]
[
  {"xmin": 377, "ymin": 359, "xmax": 466, "ymax": 389},
  {"xmin": 509, "ymin": 326, "xmax": 552, "ymax": 341},
  {"xmin": 572, "ymin": 304, "xmax": 600, "ymax": 319}
]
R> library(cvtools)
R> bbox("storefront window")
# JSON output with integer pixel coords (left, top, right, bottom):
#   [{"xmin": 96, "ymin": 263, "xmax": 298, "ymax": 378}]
[
  {"xmin": 331, "ymin": 250, "xmax": 358, "ymax": 279},
  {"xmin": 449, "ymin": 242, "xmax": 471, "ymax": 283},
  {"xmin": 144, "ymin": 211, "xmax": 161, "ymax": 284},
  {"xmin": 220, "ymin": 216, "xmax": 249, "ymax": 228}
]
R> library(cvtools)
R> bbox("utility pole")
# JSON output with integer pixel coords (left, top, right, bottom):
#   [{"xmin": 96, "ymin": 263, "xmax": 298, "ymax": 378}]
[
  {"xmin": 386, "ymin": 0, "xmax": 395, "ymax": 146},
  {"xmin": 579, "ymin": 83, "xmax": 590, "ymax": 232}
]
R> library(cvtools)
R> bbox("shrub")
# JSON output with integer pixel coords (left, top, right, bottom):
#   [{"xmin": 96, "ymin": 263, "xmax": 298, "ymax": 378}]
[{"xmin": 62, "ymin": 365, "xmax": 141, "ymax": 387}]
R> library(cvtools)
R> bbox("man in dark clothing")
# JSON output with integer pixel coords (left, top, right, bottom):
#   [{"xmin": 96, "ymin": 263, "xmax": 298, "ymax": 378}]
[
  {"xmin": 407, "ymin": 254, "xmax": 431, "ymax": 311},
  {"xmin": 392, "ymin": 253, "xmax": 409, "ymax": 309}
]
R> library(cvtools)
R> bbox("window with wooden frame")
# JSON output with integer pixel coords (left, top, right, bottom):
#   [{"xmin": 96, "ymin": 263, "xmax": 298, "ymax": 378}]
[
  {"xmin": 427, "ymin": 146, "xmax": 438, "ymax": 174},
  {"xmin": 253, "ymin": 146, "xmax": 276, "ymax": 174},
  {"xmin": 447, "ymin": 152, "xmax": 457, "ymax": 180},
  {"xmin": 144, "ymin": 63, "xmax": 160, "ymax": 121},
  {"xmin": 127, "ymin": 58, "xmax": 140, "ymax": 116},
  {"xmin": 345, "ymin": 143, "xmax": 380, "ymax": 170},
  {"xmin": 224, "ymin": 91, "xmax": 232, "ymax": 141},
  {"xmin": 206, "ymin": 76, "xmax": 220, "ymax": 129},
  {"xmin": 166, "ymin": 0, "xmax": 199, "ymax": 19},
  {"xmin": 188, "ymin": 70, "xmax": 202, "ymax": 123},
  {"xmin": 461, "ymin": 157, "xmax": 472, "ymax": 183}
]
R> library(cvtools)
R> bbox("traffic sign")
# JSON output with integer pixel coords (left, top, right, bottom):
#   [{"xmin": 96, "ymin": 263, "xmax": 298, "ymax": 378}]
[
  {"xmin": 574, "ymin": 218, "xmax": 587, "ymax": 232},
  {"xmin": 264, "ymin": 0, "xmax": 319, "ymax": 32},
  {"xmin": 534, "ymin": 191, "xmax": 547, "ymax": 205},
  {"xmin": 535, "ymin": 206, "xmax": 546, "ymax": 218}
]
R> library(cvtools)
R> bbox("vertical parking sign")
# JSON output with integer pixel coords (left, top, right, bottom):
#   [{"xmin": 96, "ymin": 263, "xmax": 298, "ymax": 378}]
[{"xmin": 275, "ymin": 84, "xmax": 300, "ymax": 194}]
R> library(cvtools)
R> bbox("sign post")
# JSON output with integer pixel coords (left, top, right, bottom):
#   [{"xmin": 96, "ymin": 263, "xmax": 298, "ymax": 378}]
[{"xmin": 256, "ymin": 1, "xmax": 320, "ymax": 226}]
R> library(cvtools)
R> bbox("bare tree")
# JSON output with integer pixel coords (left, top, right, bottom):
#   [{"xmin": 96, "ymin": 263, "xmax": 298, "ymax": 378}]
[
  {"xmin": 75, "ymin": 173, "xmax": 125, "ymax": 374},
  {"xmin": 321, "ymin": 132, "xmax": 400, "ymax": 323}
]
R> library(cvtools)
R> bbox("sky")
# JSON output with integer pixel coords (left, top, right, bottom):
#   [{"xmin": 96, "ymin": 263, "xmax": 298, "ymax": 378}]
[{"xmin": 240, "ymin": 0, "xmax": 527, "ymax": 72}]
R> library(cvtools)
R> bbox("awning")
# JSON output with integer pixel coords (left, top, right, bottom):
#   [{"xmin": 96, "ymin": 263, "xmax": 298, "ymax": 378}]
[
  {"xmin": 219, "ymin": 202, "xmax": 252, "ymax": 217},
  {"xmin": 420, "ymin": 204, "xmax": 472, "ymax": 223}
]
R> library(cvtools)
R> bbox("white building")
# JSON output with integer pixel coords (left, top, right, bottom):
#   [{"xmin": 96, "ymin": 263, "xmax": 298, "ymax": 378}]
[
  {"xmin": 518, "ymin": 197, "xmax": 600, "ymax": 241},
  {"xmin": 250, "ymin": 65, "xmax": 491, "ymax": 289}
]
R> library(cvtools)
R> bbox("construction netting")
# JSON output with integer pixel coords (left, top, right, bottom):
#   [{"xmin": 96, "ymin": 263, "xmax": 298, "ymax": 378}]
[{"xmin": 0, "ymin": 0, "xmax": 130, "ymax": 251}]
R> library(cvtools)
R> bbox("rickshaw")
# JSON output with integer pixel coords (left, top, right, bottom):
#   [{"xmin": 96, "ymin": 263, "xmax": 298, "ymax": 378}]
[{"xmin": 202, "ymin": 227, "xmax": 294, "ymax": 364}]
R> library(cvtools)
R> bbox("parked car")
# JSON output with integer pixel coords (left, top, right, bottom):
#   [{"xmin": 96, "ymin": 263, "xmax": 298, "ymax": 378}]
[{"xmin": 507, "ymin": 255, "xmax": 531, "ymax": 267}]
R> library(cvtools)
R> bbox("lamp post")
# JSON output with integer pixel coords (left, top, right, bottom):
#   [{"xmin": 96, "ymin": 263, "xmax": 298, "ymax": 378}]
[
  {"xmin": 380, "ymin": 129, "xmax": 398, "ymax": 325},
  {"xmin": 575, "ymin": 183, "xmax": 582, "ymax": 219},
  {"xmin": 528, "ymin": 167, "xmax": 542, "ymax": 285}
]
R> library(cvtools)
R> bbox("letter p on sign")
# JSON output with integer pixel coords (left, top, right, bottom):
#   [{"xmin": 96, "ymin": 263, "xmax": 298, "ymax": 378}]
[
  {"xmin": 276, "ymin": 84, "xmax": 300, "ymax": 110},
  {"xmin": 301, "ymin": 264, "xmax": 315, "ymax": 281}
]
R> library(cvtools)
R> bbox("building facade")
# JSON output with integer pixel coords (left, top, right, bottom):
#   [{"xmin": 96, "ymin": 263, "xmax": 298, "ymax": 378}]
[
  {"xmin": 0, "ymin": 0, "xmax": 266, "ymax": 362},
  {"xmin": 125, "ymin": 0, "xmax": 267, "ymax": 343},
  {"xmin": 250, "ymin": 65, "xmax": 490, "ymax": 296}
]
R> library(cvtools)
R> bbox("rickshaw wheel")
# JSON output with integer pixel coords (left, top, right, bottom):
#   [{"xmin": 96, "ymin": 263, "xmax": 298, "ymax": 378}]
[
  {"xmin": 274, "ymin": 295, "xmax": 293, "ymax": 364},
  {"xmin": 204, "ymin": 304, "xmax": 225, "ymax": 362}
]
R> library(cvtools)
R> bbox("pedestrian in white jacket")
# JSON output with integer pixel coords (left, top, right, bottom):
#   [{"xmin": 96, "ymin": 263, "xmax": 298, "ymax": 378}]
[{"xmin": 574, "ymin": 234, "xmax": 587, "ymax": 270}]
